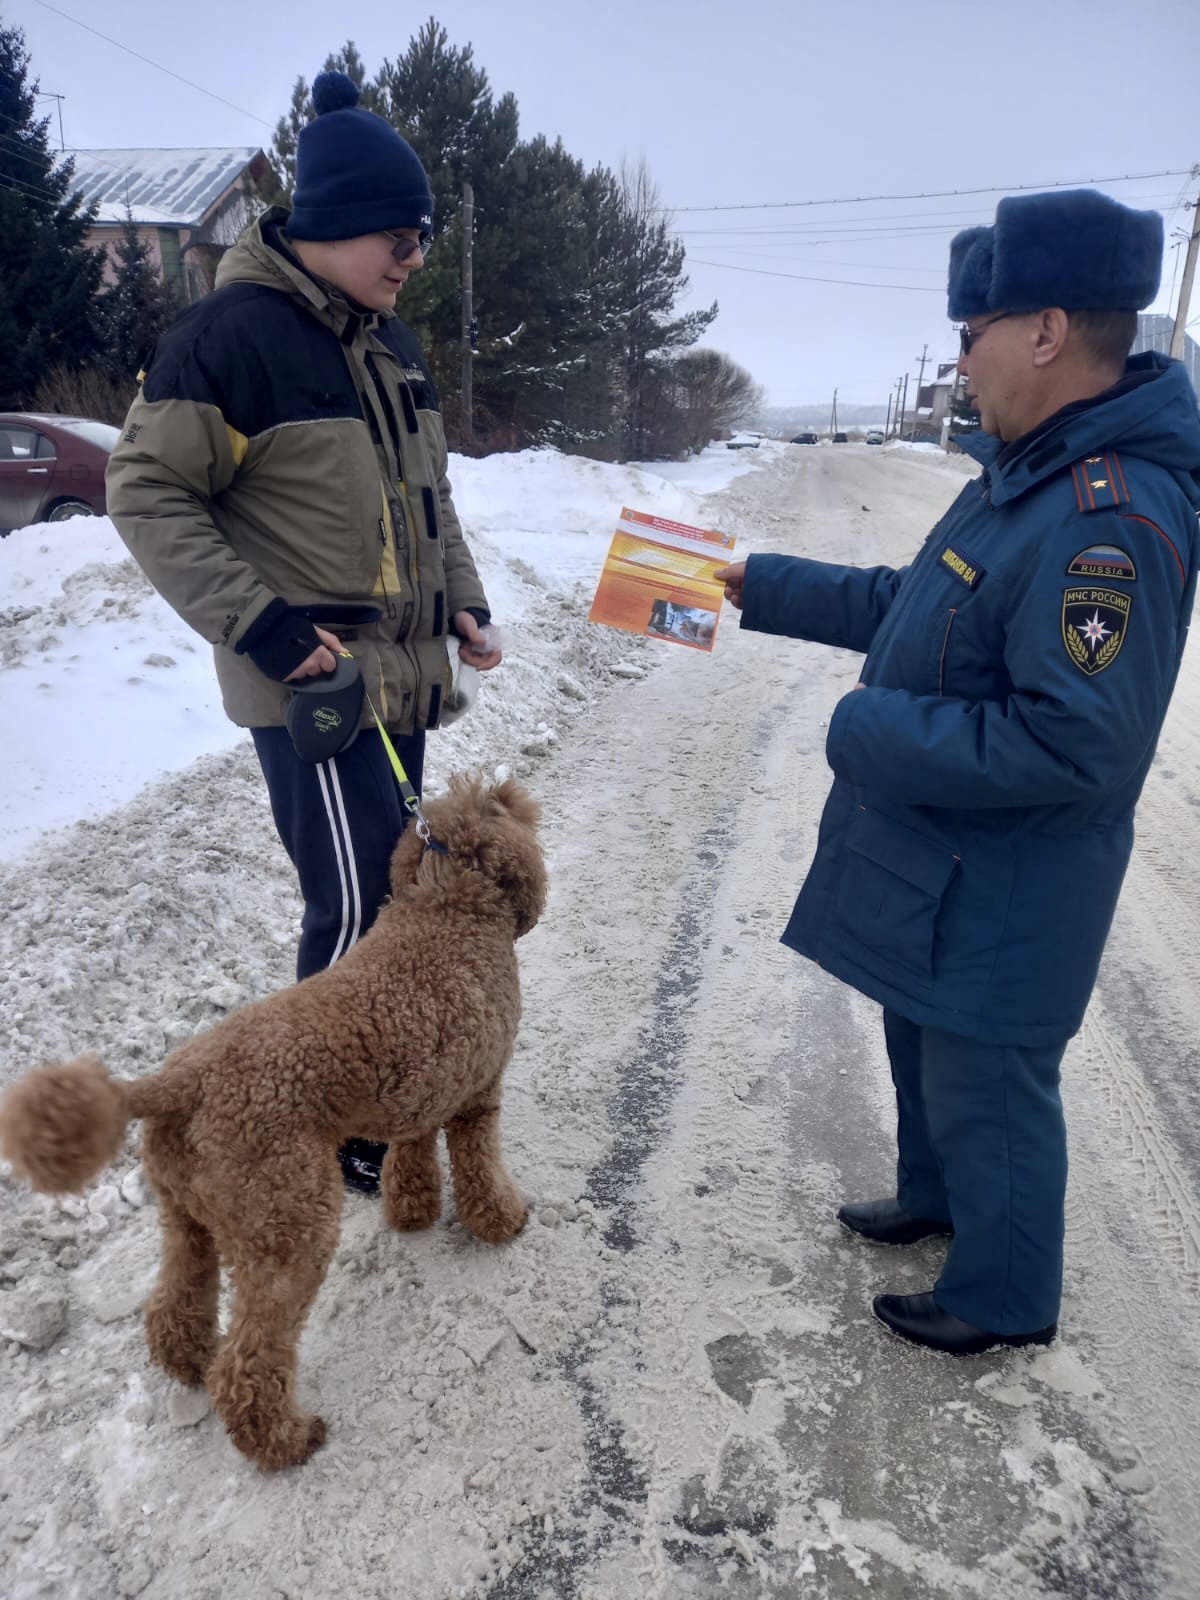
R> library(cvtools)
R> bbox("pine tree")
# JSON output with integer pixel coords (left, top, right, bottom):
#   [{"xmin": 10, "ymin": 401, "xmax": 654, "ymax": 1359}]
[
  {"xmin": 374, "ymin": 17, "xmax": 519, "ymax": 400},
  {"xmin": 0, "ymin": 22, "xmax": 105, "ymax": 408},
  {"xmin": 263, "ymin": 26, "xmax": 736, "ymax": 459},
  {"xmin": 96, "ymin": 203, "xmax": 178, "ymax": 383},
  {"xmin": 468, "ymin": 136, "xmax": 612, "ymax": 448},
  {"xmin": 268, "ymin": 76, "xmax": 309, "ymax": 204}
]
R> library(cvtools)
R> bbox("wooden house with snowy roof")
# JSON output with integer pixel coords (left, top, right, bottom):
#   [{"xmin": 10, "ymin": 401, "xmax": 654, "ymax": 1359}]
[{"xmin": 64, "ymin": 147, "xmax": 277, "ymax": 303}]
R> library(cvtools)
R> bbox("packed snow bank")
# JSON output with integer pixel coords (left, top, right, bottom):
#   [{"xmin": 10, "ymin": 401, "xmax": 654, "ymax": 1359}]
[{"xmin": 0, "ymin": 443, "xmax": 756, "ymax": 862}]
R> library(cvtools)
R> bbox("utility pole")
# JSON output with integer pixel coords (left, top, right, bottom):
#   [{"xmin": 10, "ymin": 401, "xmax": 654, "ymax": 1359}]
[
  {"xmin": 884, "ymin": 392, "xmax": 893, "ymax": 439},
  {"xmin": 1170, "ymin": 178, "xmax": 1200, "ymax": 362},
  {"xmin": 911, "ymin": 343, "xmax": 929, "ymax": 440},
  {"xmin": 829, "ymin": 388, "xmax": 838, "ymax": 436},
  {"xmin": 460, "ymin": 180, "xmax": 474, "ymax": 453},
  {"xmin": 897, "ymin": 374, "xmax": 909, "ymax": 441}
]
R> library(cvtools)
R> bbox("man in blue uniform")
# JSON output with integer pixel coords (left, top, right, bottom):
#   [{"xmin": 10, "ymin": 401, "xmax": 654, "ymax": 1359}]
[{"xmin": 716, "ymin": 189, "xmax": 1200, "ymax": 1354}]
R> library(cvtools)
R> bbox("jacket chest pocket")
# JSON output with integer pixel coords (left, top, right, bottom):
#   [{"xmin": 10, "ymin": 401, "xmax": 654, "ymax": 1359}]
[
  {"xmin": 835, "ymin": 809, "xmax": 959, "ymax": 983},
  {"xmin": 874, "ymin": 584, "xmax": 963, "ymax": 695},
  {"xmin": 932, "ymin": 586, "xmax": 1009, "ymax": 700},
  {"xmin": 887, "ymin": 563, "xmax": 994, "ymax": 696}
]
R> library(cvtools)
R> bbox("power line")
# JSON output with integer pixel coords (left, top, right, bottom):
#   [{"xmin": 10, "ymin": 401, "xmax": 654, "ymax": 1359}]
[
  {"xmin": 33, "ymin": 0, "xmax": 274, "ymax": 129},
  {"xmin": 668, "ymin": 169, "xmax": 1195, "ymax": 215},
  {"xmin": 0, "ymin": 162, "xmax": 65, "ymax": 206},
  {"xmin": 672, "ymin": 189, "xmax": 1186, "ymax": 238},
  {"xmin": 1159, "ymin": 167, "xmax": 1199, "ymax": 237},
  {"xmin": 687, "ymin": 257, "xmax": 938, "ymax": 293},
  {"xmin": 0, "ymin": 174, "xmax": 69, "ymax": 209},
  {"xmin": 0, "ymin": 128, "xmax": 97, "ymax": 208},
  {"xmin": 0, "ymin": 126, "xmax": 61, "ymax": 178},
  {"xmin": 681, "ymin": 247, "xmax": 946, "ymax": 274}
]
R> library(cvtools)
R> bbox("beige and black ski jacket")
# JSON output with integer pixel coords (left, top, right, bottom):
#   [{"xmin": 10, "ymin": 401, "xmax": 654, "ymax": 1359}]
[{"xmin": 106, "ymin": 209, "xmax": 488, "ymax": 734}]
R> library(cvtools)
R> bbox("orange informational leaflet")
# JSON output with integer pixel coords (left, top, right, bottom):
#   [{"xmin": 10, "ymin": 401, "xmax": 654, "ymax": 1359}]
[{"xmin": 588, "ymin": 507, "xmax": 736, "ymax": 652}]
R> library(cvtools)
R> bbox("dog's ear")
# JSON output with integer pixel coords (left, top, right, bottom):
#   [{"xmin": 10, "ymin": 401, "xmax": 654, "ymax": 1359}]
[
  {"xmin": 388, "ymin": 823, "xmax": 426, "ymax": 896},
  {"xmin": 496, "ymin": 843, "xmax": 547, "ymax": 939},
  {"xmin": 478, "ymin": 780, "xmax": 546, "ymax": 938},
  {"xmin": 488, "ymin": 777, "xmax": 541, "ymax": 831}
]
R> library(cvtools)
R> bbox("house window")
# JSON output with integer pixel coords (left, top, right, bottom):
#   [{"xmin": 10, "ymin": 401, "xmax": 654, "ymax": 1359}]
[{"xmin": 157, "ymin": 228, "xmax": 185, "ymax": 297}]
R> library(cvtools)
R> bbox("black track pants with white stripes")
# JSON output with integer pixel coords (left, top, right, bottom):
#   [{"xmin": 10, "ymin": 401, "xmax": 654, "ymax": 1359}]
[{"xmin": 251, "ymin": 726, "xmax": 426, "ymax": 982}]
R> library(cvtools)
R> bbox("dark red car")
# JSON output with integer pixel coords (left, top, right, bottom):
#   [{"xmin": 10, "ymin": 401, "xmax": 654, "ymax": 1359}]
[{"xmin": 0, "ymin": 413, "xmax": 121, "ymax": 535}]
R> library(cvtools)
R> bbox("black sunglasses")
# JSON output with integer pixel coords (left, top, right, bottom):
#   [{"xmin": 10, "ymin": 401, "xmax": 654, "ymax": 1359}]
[
  {"xmin": 958, "ymin": 311, "xmax": 1017, "ymax": 355},
  {"xmin": 381, "ymin": 230, "xmax": 432, "ymax": 264}
]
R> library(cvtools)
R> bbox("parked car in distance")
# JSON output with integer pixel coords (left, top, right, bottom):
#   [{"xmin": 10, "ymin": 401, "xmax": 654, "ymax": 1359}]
[
  {"xmin": 725, "ymin": 435, "xmax": 760, "ymax": 450},
  {"xmin": 0, "ymin": 413, "xmax": 120, "ymax": 535},
  {"xmin": 864, "ymin": 430, "xmax": 885, "ymax": 445},
  {"xmin": 790, "ymin": 432, "xmax": 819, "ymax": 445},
  {"xmin": 831, "ymin": 432, "xmax": 849, "ymax": 443}
]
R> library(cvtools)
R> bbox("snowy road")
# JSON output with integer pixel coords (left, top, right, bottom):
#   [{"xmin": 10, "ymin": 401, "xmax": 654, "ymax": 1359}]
[{"xmin": 3, "ymin": 443, "xmax": 1200, "ymax": 1598}]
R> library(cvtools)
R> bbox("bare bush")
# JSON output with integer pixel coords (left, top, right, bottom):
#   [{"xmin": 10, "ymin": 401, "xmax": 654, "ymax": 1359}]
[{"xmin": 29, "ymin": 365, "xmax": 136, "ymax": 427}]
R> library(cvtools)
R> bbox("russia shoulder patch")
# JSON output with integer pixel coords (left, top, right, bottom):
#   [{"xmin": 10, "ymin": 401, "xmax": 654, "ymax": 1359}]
[
  {"xmin": 1061, "ymin": 587, "xmax": 1132, "ymax": 676},
  {"xmin": 1066, "ymin": 544, "xmax": 1137, "ymax": 582}
]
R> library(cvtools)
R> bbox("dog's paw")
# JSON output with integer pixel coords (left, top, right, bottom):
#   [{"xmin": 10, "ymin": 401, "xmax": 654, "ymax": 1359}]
[
  {"xmin": 462, "ymin": 1189, "xmax": 528, "ymax": 1245},
  {"xmin": 248, "ymin": 1412, "xmax": 327, "ymax": 1473},
  {"xmin": 383, "ymin": 1187, "xmax": 442, "ymax": 1233}
]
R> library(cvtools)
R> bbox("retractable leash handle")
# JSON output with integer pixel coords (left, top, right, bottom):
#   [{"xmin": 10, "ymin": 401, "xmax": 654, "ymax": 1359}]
[{"xmin": 285, "ymin": 652, "xmax": 365, "ymax": 762}]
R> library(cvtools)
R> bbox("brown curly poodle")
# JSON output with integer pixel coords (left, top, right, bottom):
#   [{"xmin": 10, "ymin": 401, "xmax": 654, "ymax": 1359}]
[{"xmin": 0, "ymin": 774, "xmax": 546, "ymax": 1471}]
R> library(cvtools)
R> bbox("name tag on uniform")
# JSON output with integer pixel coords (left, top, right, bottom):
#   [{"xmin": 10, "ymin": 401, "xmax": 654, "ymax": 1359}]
[{"xmin": 939, "ymin": 544, "xmax": 986, "ymax": 590}]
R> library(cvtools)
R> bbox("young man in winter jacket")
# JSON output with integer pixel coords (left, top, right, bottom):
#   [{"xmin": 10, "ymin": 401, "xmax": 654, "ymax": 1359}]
[
  {"xmin": 716, "ymin": 189, "xmax": 1200, "ymax": 1353},
  {"xmin": 106, "ymin": 71, "xmax": 499, "ymax": 1193}
]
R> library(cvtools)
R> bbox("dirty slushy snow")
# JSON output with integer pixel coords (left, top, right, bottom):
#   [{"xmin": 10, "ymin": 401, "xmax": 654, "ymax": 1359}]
[{"xmin": 3, "ymin": 440, "xmax": 1200, "ymax": 1598}]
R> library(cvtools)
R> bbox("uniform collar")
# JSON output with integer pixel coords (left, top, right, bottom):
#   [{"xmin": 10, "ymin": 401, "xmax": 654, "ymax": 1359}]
[{"xmin": 953, "ymin": 355, "xmax": 1199, "ymax": 506}]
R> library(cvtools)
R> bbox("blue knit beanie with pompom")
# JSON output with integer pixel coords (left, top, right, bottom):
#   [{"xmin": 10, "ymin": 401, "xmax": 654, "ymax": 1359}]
[{"xmin": 288, "ymin": 70, "xmax": 433, "ymax": 242}]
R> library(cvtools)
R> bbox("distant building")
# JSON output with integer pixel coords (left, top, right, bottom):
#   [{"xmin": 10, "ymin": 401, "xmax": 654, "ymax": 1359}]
[
  {"xmin": 1133, "ymin": 313, "xmax": 1200, "ymax": 397},
  {"xmin": 64, "ymin": 147, "xmax": 278, "ymax": 304},
  {"xmin": 915, "ymin": 361, "xmax": 964, "ymax": 431}
]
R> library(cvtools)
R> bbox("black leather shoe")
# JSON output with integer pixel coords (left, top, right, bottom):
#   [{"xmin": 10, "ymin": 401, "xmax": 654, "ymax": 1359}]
[
  {"xmin": 338, "ymin": 1138, "xmax": 387, "ymax": 1196},
  {"xmin": 837, "ymin": 1198, "xmax": 954, "ymax": 1246},
  {"xmin": 873, "ymin": 1292, "xmax": 1057, "ymax": 1355}
]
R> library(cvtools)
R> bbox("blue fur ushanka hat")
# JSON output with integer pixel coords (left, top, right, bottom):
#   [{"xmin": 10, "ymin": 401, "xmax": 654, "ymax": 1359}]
[
  {"xmin": 947, "ymin": 189, "xmax": 1163, "ymax": 320},
  {"xmin": 289, "ymin": 71, "xmax": 433, "ymax": 243}
]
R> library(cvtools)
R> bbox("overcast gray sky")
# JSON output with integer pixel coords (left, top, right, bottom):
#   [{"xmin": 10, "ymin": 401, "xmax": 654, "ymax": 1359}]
[{"xmin": 11, "ymin": 0, "xmax": 1200, "ymax": 407}]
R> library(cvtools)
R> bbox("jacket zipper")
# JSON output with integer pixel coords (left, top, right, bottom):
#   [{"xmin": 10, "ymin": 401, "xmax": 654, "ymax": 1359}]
[
  {"xmin": 377, "ymin": 515, "xmax": 398, "ymax": 622},
  {"xmin": 338, "ymin": 329, "xmax": 436, "ymax": 726},
  {"xmin": 938, "ymin": 608, "xmax": 957, "ymax": 695},
  {"xmin": 364, "ymin": 351, "xmax": 423, "ymax": 620}
]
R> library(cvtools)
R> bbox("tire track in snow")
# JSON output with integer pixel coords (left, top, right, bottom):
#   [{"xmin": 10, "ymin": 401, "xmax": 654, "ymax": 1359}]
[
  {"xmin": 1077, "ymin": 1007, "xmax": 1200, "ymax": 1297},
  {"xmin": 489, "ymin": 682, "xmax": 790, "ymax": 1595}
]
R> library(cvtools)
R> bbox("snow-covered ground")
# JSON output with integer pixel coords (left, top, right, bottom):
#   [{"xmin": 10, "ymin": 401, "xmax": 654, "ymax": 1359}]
[
  {"xmin": 3, "ymin": 438, "xmax": 1200, "ymax": 1599},
  {"xmin": 0, "ymin": 443, "xmax": 762, "ymax": 863}
]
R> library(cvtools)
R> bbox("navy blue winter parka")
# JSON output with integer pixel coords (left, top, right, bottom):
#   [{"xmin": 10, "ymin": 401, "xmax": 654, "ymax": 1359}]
[{"xmin": 743, "ymin": 354, "xmax": 1200, "ymax": 1045}]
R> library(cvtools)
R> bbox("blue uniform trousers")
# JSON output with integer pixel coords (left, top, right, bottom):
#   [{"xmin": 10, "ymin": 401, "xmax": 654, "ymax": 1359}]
[
  {"xmin": 883, "ymin": 1008, "xmax": 1068, "ymax": 1333},
  {"xmin": 251, "ymin": 726, "xmax": 424, "ymax": 982}
]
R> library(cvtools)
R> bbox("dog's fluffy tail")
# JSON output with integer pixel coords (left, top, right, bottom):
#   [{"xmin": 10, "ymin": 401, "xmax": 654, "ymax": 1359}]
[{"xmin": 0, "ymin": 1054, "xmax": 176, "ymax": 1195}]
